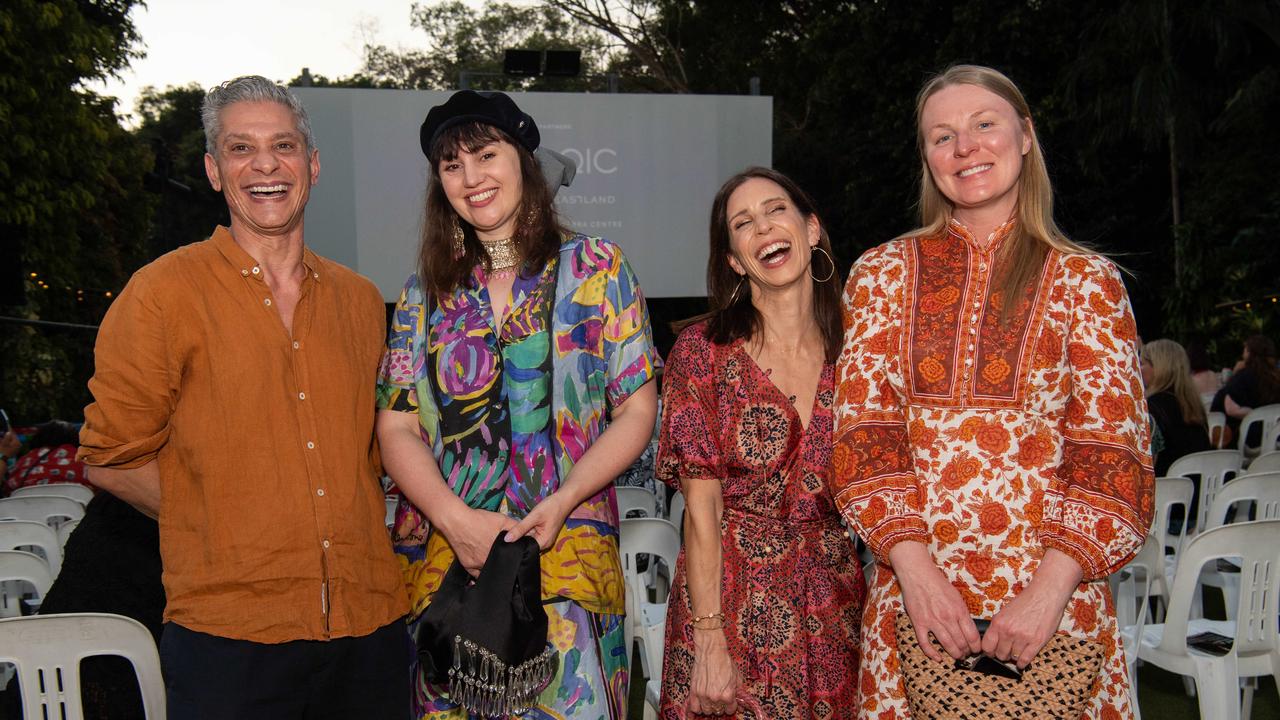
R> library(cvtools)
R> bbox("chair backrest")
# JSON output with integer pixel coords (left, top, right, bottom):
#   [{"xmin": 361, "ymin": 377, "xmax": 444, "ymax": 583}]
[
  {"xmin": 0, "ymin": 496, "xmax": 86, "ymax": 529},
  {"xmin": 1152, "ymin": 476, "xmax": 1193, "ymax": 557},
  {"xmin": 615, "ymin": 486, "xmax": 658, "ymax": 520},
  {"xmin": 0, "ymin": 612, "xmax": 167, "ymax": 719},
  {"xmin": 619, "ymin": 518, "xmax": 681, "ymax": 600},
  {"xmin": 1111, "ymin": 534, "xmax": 1160, "ymax": 665},
  {"xmin": 11, "ymin": 483, "xmax": 95, "ymax": 505},
  {"xmin": 1206, "ymin": 411, "xmax": 1228, "ymax": 449},
  {"xmin": 0, "ymin": 550, "xmax": 55, "ymax": 618},
  {"xmin": 0, "ymin": 520, "xmax": 62, "ymax": 576},
  {"xmin": 1158, "ymin": 520, "xmax": 1280, "ymax": 660},
  {"xmin": 1167, "ymin": 450, "xmax": 1242, "ymax": 532},
  {"xmin": 1238, "ymin": 403, "xmax": 1280, "ymax": 459},
  {"xmin": 1203, "ymin": 472, "xmax": 1280, "ymax": 529},
  {"xmin": 667, "ymin": 490, "xmax": 685, "ymax": 532},
  {"xmin": 1246, "ymin": 450, "xmax": 1280, "ymax": 476}
]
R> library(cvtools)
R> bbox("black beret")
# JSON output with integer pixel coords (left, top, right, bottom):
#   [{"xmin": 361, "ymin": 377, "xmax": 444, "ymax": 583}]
[{"xmin": 419, "ymin": 90, "xmax": 540, "ymax": 157}]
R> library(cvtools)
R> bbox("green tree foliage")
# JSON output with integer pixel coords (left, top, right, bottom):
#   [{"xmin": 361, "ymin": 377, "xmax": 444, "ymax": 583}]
[
  {"xmin": 134, "ymin": 83, "xmax": 229, "ymax": 255},
  {"xmin": 354, "ymin": 1, "xmax": 615, "ymax": 91},
  {"xmin": 0, "ymin": 0, "xmax": 152, "ymax": 423}
]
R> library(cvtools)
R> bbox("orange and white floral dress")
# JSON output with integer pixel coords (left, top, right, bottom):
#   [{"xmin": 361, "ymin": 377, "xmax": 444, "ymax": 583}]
[{"xmin": 831, "ymin": 220, "xmax": 1154, "ymax": 720}]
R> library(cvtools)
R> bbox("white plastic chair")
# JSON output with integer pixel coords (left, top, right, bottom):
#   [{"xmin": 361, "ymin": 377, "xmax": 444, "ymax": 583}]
[
  {"xmin": 1207, "ymin": 411, "xmax": 1228, "ymax": 449},
  {"xmin": 0, "ymin": 520, "xmax": 62, "ymax": 576},
  {"xmin": 1238, "ymin": 403, "xmax": 1280, "ymax": 462},
  {"xmin": 619, "ymin": 517, "xmax": 680, "ymax": 684},
  {"xmin": 667, "ymin": 490, "xmax": 685, "ymax": 533},
  {"xmin": 11, "ymin": 482, "xmax": 94, "ymax": 505},
  {"xmin": 1243, "ymin": 450, "xmax": 1280, "ymax": 476},
  {"xmin": 1196, "ymin": 473, "xmax": 1280, "ymax": 620},
  {"xmin": 1110, "ymin": 534, "xmax": 1160, "ymax": 720},
  {"xmin": 0, "ymin": 496, "xmax": 86, "ymax": 530},
  {"xmin": 0, "ymin": 550, "xmax": 55, "ymax": 618},
  {"xmin": 0, "ymin": 612, "xmax": 167, "ymax": 719},
  {"xmin": 57, "ymin": 519, "xmax": 80, "ymax": 549},
  {"xmin": 1167, "ymin": 450, "xmax": 1242, "ymax": 533},
  {"xmin": 616, "ymin": 486, "xmax": 658, "ymax": 520},
  {"xmin": 1137, "ymin": 521, "xmax": 1280, "ymax": 720},
  {"xmin": 1151, "ymin": 476, "xmax": 1194, "ymax": 619}
]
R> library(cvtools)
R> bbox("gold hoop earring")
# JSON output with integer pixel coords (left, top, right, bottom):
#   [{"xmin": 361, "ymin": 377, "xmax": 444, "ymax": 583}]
[
  {"xmin": 727, "ymin": 276, "xmax": 746, "ymax": 307},
  {"xmin": 450, "ymin": 216, "xmax": 465, "ymax": 257},
  {"xmin": 810, "ymin": 246, "xmax": 835, "ymax": 283}
]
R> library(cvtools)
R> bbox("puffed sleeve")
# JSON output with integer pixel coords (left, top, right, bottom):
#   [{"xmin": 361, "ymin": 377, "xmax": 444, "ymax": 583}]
[
  {"xmin": 830, "ymin": 242, "xmax": 927, "ymax": 562},
  {"xmin": 602, "ymin": 247, "xmax": 660, "ymax": 409},
  {"xmin": 1040, "ymin": 255, "xmax": 1154, "ymax": 580},
  {"xmin": 655, "ymin": 327, "xmax": 721, "ymax": 490},
  {"xmin": 79, "ymin": 266, "xmax": 177, "ymax": 469}
]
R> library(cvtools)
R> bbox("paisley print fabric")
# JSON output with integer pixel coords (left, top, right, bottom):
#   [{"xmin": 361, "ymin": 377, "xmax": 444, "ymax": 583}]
[
  {"xmin": 831, "ymin": 220, "xmax": 1154, "ymax": 720},
  {"xmin": 378, "ymin": 233, "xmax": 660, "ymax": 720},
  {"xmin": 656, "ymin": 325, "xmax": 866, "ymax": 719}
]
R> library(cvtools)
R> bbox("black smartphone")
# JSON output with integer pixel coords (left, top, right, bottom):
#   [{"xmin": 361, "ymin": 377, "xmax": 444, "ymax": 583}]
[
  {"xmin": 1187, "ymin": 631, "xmax": 1233, "ymax": 656},
  {"xmin": 956, "ymin": 653, "xmax": 1023, "ymax": 681}
]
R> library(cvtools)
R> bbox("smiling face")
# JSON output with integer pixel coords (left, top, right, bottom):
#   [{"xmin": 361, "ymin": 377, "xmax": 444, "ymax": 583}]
[
  {"xmin": 724, "ymin": 177, "xmax": 820, "ymax": 292},
  {"xmin": 437, "ymin": 136, "xmax": 524, "ymax": 241},
  {"xmin": 204, "ymin": 100, "xmax": 318, "ymax": 241},
  {"xmin": 921, "ymin": 83, "xmax": 1032, "ymax": 227}
]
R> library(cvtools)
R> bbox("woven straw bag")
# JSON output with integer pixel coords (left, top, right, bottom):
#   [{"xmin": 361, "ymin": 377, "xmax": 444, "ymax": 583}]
[{"xmin": 895, "ymin": 612, "xmax": 1103, "ymax": 719}]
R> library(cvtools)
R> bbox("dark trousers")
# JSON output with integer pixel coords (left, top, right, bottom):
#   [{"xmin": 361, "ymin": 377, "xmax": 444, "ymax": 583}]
[{"xmin": 159, "ymin": 620, "xmax": 412, "ymax": 720}]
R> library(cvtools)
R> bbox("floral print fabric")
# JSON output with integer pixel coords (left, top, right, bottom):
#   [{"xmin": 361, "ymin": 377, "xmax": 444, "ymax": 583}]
[
  {"xmin": 656, "ymin": 325, "xmax": 866, "ymax": 719},
  {"xmin": 832, "ymin": 220, "xmax": 1154, "ymax": 720}
]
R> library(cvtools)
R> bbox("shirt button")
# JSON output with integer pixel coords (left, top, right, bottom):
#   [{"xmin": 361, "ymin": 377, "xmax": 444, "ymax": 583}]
[
  {"xmin": 264, "ymin": 298, "xmax": 272, "ymax": 306},
  {"xmin": 306, "ymin": 441, "xmax": 315, "ymax": 449},
  {"xmin": 252, "ymin": 266, "xmax": 261, "ymax": 275},
  {"xmin": 970, "ymin": 314, "xmax": 978, "ymax": 322},
  {"xmin": 240, "ymin": 269, "xmax": 249, "ymax": 277},
  {"xmin": 313, "ymin": 272, "xmax": 319, "ymax": 279},
  {"xmin": 979, "ymin": 263, "xmax": 988, "ymax": 271},
  {"xmin": 965, "ymin": 358, "xmax": 974, "ymax": 365},
  {"xmin": 292, "ymin": 341, "xmax": 300, "ymax": 350},
  {"xmin": 317, "ymin": 488, "xmax": 325, "ymax": 497},
  {"xmin": 322, "ymin": 540, "xmax": 330, "ymax": 549},
  {"xmin": 298, "ymin": 392, "xmax": 306, "ymax": 400},
  {"xmin": 967, "ymin": 344, "xmax": 975, "ymax": 351}
]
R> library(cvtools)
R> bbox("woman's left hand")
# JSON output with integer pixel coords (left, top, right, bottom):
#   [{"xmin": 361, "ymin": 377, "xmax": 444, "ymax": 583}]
[
  {"xmin": 505, "ymin": 492, "xmax": 574, "ymax": 550},
  {"xmin": 982, "ymin": 549, "xmax": 1083, "ymax": 669}
]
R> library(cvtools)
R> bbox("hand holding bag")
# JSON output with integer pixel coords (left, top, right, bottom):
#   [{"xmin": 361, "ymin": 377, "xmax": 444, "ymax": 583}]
[
  {"xmin": 416, "ymin": 533, "xmax": 558, "ymax": 717},
  {"xmin": 895, "ymin": 612, "xmax": 1103, "ymax": 719}
]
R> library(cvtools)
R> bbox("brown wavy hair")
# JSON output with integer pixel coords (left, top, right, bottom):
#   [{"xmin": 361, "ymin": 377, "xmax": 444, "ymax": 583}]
[
  {"xmin": 680, "ymin": 167, "xmax": 842, "ymax": 362},
  {"xmin": 1242, "ymin": 335, "xmax": 1280, "ymax": 405},
  {"xmin": 904, "ymin": 65, "xmax": 1094, "ymax": 316},
  {"xmin": 419, "ymin": 121, "xmax": 567, "ymax": 295}
]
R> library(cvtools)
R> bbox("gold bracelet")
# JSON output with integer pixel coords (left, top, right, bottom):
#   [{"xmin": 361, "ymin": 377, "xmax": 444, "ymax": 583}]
[{"xmin": 689, "ymin": 612, "xmax": 726, "ymax": 629}]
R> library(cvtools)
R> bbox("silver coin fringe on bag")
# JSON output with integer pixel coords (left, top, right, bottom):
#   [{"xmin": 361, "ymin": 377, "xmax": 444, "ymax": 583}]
[{"xmin": 447, "ymin": 635, "xmax": 559, "ymax": 717}]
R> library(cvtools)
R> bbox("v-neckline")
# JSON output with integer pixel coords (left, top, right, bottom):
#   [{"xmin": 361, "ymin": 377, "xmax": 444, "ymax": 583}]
[{"xmin": 736, "ymin": 340, "xmax": 826, "ymax": 435}]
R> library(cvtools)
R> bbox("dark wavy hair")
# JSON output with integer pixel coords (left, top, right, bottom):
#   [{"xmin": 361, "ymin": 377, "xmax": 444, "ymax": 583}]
[
  {"xmin": 680, "ymin": 167, "xmax": 842, "ymax": 362},
  {"xmin": 1243, "ymin": 335, "xmax": 1280, "ymax": 404},
  {"xmin": 419, "ymin": 121, "xmax": 567, "ymax": 295}
]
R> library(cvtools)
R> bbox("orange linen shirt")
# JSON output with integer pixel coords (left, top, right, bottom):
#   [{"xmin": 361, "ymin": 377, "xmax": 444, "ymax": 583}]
[{"xmin": 79, "ymin": 226, "xmax": 408, "ymax": 643}]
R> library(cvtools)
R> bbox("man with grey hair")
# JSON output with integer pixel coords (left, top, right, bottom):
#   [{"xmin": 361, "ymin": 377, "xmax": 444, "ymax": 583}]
[{"xmin": 79, "ymin": 75, "xmax": 410, "ymax": 718}]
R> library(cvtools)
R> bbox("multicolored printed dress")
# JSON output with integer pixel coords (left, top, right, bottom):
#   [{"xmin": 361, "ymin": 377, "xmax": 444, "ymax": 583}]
[
  {"xmin": 656, "ymin": 324, "xmax": 866, "ymax": 719},
  {"xmin": 831, "ymin": 220, "xmax": 1154, "ymax": 720},
  {"xmin": 377, "ymin": 233, "xmax": 660, "ymax": 720}
]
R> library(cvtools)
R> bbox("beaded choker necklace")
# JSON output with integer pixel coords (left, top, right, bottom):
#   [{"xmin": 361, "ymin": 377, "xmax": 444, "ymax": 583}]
[{"xmin": 481, "ymin": 236, "xmax": 519, "ymax": 279}]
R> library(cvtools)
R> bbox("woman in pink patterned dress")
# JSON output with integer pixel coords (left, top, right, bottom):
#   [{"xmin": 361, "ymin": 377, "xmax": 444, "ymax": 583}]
[
  {"xmin": 832, "ymin": 65, "xmax": 1154, "ymax": 719},
  {"xmin": 658, "ymin": 167, "xmax": 865, "ymax": 719}
]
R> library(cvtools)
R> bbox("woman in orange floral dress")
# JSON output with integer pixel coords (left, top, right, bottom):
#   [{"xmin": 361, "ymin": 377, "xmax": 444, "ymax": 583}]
[{"xmin": 831, "ymin": 65, "xmax": 1154, "ymax": 719}]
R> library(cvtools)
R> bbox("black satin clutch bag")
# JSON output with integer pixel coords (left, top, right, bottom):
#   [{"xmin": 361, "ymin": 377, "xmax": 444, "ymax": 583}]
[{"xmin": 416, "ymin": 533, "xmax": 558, "ymax": 717}]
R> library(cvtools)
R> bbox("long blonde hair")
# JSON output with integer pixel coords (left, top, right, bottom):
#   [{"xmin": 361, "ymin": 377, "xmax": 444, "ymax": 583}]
[
  {"xmin": 904, "ymin": 65, "xmax": 1093, "ymax": 307},
  {"xmin": 1143, "ymin": 339, "xmax": 1207, "ymax": 426}
]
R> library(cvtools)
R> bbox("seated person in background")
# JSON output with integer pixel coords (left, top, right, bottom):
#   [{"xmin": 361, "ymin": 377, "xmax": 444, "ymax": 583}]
[
  {"xmin": 1211, "ymin": 334, "xmax": 1280, "ymax": 445},
  {"xmin": 1, "ymin": 420, "xmax": 90, "ymax": 497},
  {"xmin": 1140, "ymin": 339, "xmax": 1210, "ymax": 477},
  {"xmin": 1186, "ymin": 342, "xmax": 1221, "ymax": 411}
]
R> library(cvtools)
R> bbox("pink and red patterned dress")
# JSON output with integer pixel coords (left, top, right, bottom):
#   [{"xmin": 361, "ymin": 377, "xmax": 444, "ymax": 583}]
[
  {"xmin": 657, "ymin": 323, "xmax": 866, "ymax": 719},
  {"xmin": 832, "ymin": 220, "xmax": 1154, "ymax": 719}
]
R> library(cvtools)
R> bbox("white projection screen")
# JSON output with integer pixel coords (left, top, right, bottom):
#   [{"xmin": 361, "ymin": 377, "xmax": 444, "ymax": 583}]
[{"xmin": 291, "ymin": 88, "xmax": 772, "ymax": 300}]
